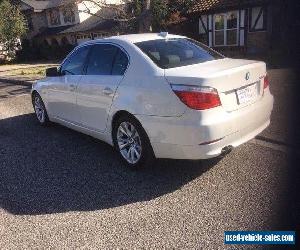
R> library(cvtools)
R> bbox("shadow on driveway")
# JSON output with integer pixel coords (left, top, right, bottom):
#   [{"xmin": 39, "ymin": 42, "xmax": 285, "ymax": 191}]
[{"xmin": 0, "ymin": 113, "xmax": 219, "ymax": 215}]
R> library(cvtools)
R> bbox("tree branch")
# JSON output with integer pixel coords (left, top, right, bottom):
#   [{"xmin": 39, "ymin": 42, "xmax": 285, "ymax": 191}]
[{"xmin": 78, "ymin": 9, "xmax": 136, "ymax": 22}]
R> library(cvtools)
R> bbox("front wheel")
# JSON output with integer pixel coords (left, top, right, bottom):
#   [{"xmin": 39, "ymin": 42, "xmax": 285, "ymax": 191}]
[
  {"xmin": 113, "ymin": 115, "xmax": 155, "ymax": 169},
  {"xmin": 32, "ymin": 93, "xmax": 50, "ymax": 126}
]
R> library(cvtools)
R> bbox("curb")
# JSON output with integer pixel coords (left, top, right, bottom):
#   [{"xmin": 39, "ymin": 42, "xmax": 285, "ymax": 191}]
[{"xmin": 0, "ymin": 77, "xmax": 34, "ymax": 86}]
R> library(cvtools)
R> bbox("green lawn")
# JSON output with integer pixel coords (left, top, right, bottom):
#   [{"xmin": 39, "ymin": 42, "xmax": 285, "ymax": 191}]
[{"xmin": 5, "ymin": 66, "xmax": 48, "ymax": 77}]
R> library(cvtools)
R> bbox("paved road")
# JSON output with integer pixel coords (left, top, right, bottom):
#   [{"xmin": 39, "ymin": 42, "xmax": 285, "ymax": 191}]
[{"xmin": 0, "ymin": 69, "xmax": 299, "ymax": 249}]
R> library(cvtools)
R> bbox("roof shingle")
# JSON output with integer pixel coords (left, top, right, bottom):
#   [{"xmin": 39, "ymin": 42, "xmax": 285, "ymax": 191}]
[
  {"xmin": 188, "ymin": 0, "xmax": 269, "ymax": 13},
  {"xmin": 21, "ymin": 0, "xmax": 76, "ymax": 11}
]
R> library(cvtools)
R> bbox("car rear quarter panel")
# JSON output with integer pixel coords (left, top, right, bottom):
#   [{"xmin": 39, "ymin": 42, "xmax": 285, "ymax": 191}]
[{"xmin": 108, "ymin": 40, "xmax": 187, "ymax": 118}]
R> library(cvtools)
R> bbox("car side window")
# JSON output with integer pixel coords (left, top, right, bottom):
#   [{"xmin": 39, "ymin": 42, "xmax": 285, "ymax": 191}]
[
  {"xmin": 60, "ymin": 46, "xmax": 90, "ymax": 75},
  {"xmin": 112, "ymin": 49, "xmax": 129, "ymax": 75},
  {"xmin": 86, "ymin": 44, "xmax": 118, "ymax": 75}
]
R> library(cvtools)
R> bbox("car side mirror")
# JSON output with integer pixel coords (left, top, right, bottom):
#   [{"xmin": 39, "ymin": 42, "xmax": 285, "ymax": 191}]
[{"xmin": 46, "ymin": 67, "xmax": 61, "ymax": 77}]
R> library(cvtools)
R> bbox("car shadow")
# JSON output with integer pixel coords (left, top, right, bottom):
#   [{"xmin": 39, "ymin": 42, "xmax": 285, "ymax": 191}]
[{"xmin": 0, "ymin": 113, "xmax": 220, "ymax": 215}]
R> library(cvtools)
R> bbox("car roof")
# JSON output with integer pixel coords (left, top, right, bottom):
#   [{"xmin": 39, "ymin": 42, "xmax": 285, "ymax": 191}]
[
  {"xmin": 108, "ymin": 33, "xmax": 186, "ymax": 43},
  {"xmin": 82, "ymin": 33, "xmax": 186, "ymax": 46}
]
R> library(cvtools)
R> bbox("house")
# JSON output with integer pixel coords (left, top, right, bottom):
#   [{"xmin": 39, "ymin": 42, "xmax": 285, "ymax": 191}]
[
  {"xmin": 170, "ymin": 0, "xmax": 298, "ymax": 60},
  {"xmin": 18, "ymin": 0, "xmax": 123, "ymax": 47}
]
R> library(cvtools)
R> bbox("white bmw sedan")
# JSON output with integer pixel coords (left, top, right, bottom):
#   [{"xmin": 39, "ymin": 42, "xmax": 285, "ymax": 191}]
[{"xmin": 32, "ymin": 33, "xmax": 274, "ymax": 168}]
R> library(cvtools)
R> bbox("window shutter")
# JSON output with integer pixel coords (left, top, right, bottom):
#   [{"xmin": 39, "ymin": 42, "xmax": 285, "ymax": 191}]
[
  {"xmin": 239, "ymin": 10, "xmax": 245, "ymax": 46},
  {"xmin": 208, "ymin": 14, "xmax": 213, "ymax": 47},
  {"xmin": 251, "ymin": 7, "xmax": 263, "ymax": 30},
  {"xmin": 199, "ymin": 15, "xmax": 208, "ymax": 34},
  {"xmin": 249, "ymin": 6, "xmax": 266, "ymax": 31}
]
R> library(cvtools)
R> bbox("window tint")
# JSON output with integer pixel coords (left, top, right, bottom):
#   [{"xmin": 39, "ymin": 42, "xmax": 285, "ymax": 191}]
[
  {"xmin": 135, "ymin": 38, "xmax": 223, "ymax": 69},
  {"xmin": 112, "ymin": 49, "xmax": 128, "ymax": 75},
  {"xmin": 86, "ymin": 44, "xmax": 118, "ymax": 75},
  {"xmin": 61, "ymin": 46, "xmax": 89, "ymax": 75}
]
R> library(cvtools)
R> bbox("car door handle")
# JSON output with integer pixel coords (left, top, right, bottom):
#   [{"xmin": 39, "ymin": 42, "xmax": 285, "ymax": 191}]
[
  {"xmin": 102, "ymin": 87, "xmax": 113, "ymax": 95},
  {"xmin": 69, "ymin": 84, "xmax": 77, "ymax": 91}
]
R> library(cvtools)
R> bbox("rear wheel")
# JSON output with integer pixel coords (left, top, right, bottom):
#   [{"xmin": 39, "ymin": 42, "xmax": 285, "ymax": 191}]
[
  {"xmin": 113, "ymin": 115, "xmax": 155, "ymax": 169},
  {"xmin": 32, "ymin": 93, "xmax": 50, "ymax": 126}
]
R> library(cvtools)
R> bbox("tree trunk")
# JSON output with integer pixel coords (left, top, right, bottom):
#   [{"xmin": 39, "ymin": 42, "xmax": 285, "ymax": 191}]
[{"xmin": 138, "ymin": 0, "xmax": 152, "ymax": 33}]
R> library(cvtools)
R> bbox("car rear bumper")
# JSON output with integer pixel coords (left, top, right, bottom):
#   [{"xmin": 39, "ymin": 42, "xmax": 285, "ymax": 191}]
[
  {"xmin": 136, "ymin": 89, "xmax": 274, "ymax": 160},
  {"xmin": 151, "ymin": 119, "xmax": 270, "ymax": 159}
]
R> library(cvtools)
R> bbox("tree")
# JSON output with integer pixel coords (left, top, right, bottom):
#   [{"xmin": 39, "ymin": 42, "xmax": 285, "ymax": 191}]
[
  {"xmin": 78, "ymin": 0, "xmax": 153, "ymax": 32},
  {"xmin": 0, "ymin": 0, "xmax": 27, "ymax": 61},
  {"xmin": 79, "ymin": 0, "xmax": 191, "ymax": 33}
]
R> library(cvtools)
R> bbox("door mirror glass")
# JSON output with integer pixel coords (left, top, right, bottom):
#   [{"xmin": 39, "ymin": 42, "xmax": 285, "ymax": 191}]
[{"xmin": 46, "ymin": 67, "xmax": 60, "ymax": 77}]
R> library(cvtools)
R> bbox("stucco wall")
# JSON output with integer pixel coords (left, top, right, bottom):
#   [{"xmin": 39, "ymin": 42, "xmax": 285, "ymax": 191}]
[{"xmin": 26, "ymin": 12, "xmax": 48, "ymax": 39}]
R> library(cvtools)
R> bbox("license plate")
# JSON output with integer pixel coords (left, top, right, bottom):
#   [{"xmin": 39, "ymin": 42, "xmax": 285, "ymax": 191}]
[{"xmin": 236, "ymin": 83, "xmax": 258, "ymax": 105}]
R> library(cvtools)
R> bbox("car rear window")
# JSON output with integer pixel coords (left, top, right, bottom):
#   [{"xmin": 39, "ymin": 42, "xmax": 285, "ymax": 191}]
[{"xmin": 135, "ymin": 38, "xmax": 224, "ymax": 69}]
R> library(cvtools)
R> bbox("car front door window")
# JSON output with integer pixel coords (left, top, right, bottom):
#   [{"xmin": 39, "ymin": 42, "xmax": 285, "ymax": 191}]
[{"xmin": 61, "ymin": 46, "xmax": 89, "ymax": 75}]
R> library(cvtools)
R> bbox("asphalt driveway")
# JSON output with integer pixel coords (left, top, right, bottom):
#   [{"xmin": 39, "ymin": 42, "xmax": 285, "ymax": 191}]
[{"xmin": 0, "ymin": 68, "xmax": 299, "ymax": 249}]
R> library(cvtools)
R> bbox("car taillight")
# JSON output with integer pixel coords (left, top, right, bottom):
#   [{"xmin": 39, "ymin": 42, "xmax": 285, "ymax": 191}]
[
  {"xmin": 170, "ymin": 84, "xmax": 221, "ymax": 110},
  {"xmin": 263, "ymin": 75, "xmax": 269, "ymax": 89}
]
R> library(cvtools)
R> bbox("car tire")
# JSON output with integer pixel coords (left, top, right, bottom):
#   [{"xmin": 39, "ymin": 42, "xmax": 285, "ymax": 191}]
[
  {"xmin": 32, "ymin": 92, "xmax": 50, "ymax": 126},
  {"xmin": 113, "ymin": 114, "xmax": 155, "ymax": 169}
]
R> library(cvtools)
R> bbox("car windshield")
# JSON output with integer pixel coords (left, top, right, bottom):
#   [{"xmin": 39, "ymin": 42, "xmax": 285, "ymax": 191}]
[{"xmin": 135, "ymin": 38, "xmax": 224, "ymax": 69}]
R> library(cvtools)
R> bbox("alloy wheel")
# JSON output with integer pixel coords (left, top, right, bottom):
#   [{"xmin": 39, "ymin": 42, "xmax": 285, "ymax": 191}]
[
  {"xmin": 34, "ymin": 96, "xmax": 45, "ymax": 123},
  {"xmin": 117, "ymin": 121, "xmax": 142, "ymax": 164}
]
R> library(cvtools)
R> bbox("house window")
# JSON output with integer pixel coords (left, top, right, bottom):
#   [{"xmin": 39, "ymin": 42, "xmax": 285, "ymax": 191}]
[
  {"xmin": 214, "ymin": 11, "xmax": 239, "ymax": 46},
  {"xmin": 63, "ymin": 5, "xmax": 75, "ymax": 24},
  {"xmin": 249, "ymin": 6, "xmax": 267, "ymax": 32},
  {"xmin": 49, "ymin": 8, "xmax": 61, "ymax": 26}
]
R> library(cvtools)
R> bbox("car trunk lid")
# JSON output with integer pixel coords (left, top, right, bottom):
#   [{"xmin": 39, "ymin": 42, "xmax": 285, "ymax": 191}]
[{"xmin": 164, "ymin": 58, "xmax": 266, "ymax": 112}]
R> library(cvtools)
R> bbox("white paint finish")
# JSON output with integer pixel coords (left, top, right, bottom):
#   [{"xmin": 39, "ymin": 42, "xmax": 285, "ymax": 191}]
[
  {"xmin": 109, "ymin": 33, "xmax": 186, "ymax": 44},
  {"xmin": 151, "ymin": 120, "xmax": 271, "ymax": 159},
  {"xmin": 144, "ymin": 88, "xmax": 272, "ymax": 146},
  {"xmin": 33, "ymin": 33, "xmax": 274, "ymax": 160},
  {"xmin": 77, "ymin": 75, "xmax": 123, "ymax": 132},
  {"xmin": 165, "ymin": 58, "xmax": 266, "ymax": 111},
  {"xmin": 43, "ymin": 75, "xmax": 82, "ymax": 123},
  {"xmin": 107, "ymin": 39, "xmax": 187, "ymax": 118}
]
